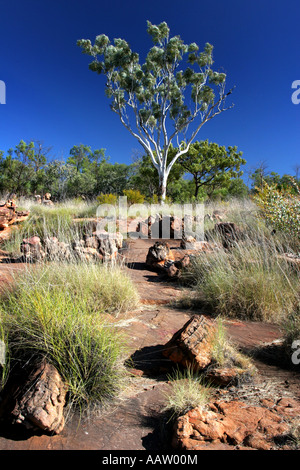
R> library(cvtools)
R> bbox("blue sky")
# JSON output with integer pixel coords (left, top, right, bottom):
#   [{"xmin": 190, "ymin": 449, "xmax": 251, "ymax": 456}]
[{"xmin": 0, "ymin": 0, "xmax": 300, "ymax": 182}]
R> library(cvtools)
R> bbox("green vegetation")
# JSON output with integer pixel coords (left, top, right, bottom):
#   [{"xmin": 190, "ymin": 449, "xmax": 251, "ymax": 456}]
[
  {"xmin": 0, "ymin": 262, "xmax": 139, "ymax": 409},
  {"xmin": 211, "ymin": 318, "xmax": 255, "ymax": 374},
  {"xmin": 181, "ymin": 200, "xmax": 300, "ymax": 323},
  {"xmin": 254, "ymin": 179, "xmax": 300, "ymax": 238},
  {"xmin": 78, "ymin": 20, "xmax": 232, "ymax": 202},
  {"xmin": 2, "ymin": 200, "xmax": 100, "ymax": 255},
  {"xmin": 178, "ymin": 140, "xmax": 245, "ymax": 198},
  {"xmin": 163, "ymin": 367, "xmax": 211, "ymax": 419}
]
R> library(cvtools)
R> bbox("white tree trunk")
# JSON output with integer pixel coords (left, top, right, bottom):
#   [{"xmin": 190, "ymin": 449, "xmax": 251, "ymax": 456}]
[{"xmin": 158, "ymin": 169, "xmax": 168, "ymax": 203}]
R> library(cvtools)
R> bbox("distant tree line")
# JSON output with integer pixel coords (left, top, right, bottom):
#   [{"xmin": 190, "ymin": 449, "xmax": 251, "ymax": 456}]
[{"xmin": 0, "ymin": 139, "xmax": 298, "ymax": 202}]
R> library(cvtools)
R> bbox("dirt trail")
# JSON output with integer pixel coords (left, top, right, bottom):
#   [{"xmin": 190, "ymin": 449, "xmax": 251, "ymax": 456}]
[{"xmin": 0, "ymin": 237, "xmax": 299, "ymax": 450}]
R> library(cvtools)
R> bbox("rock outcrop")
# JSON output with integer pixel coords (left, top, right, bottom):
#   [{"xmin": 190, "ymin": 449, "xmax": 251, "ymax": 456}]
[
  {"xmin": 9, "ymin": 360, "xmax": 67, "ymax": 435},
  {"xmin": 163, "ymin": 315, "xmax": 217, "ymax": 370},
  {"xmin": 20, "ymin": 231, "xmax": 123, "ymax": 263},
  {"xmin": 172, "ymin": 397, "xmax": 300, "ymax": 450}
]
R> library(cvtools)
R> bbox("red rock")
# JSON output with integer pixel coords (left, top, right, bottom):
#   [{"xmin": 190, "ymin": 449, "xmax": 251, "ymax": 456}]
[
  {"xmin": 11, "ymin": 360, "xmax": 67, "ymax": 434},
  {"xmin": 172, "ymin": 398, "xmax": 296, "ymax": 450},
  {"xmin": 162, "ymin": 315, "xmax": 217, "ymax": 370}
]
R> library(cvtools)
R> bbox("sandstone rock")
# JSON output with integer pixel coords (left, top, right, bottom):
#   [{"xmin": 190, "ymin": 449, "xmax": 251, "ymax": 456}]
[
  {"xmin": 170, "ymin": 216, "xmax": 183, "ymax": 239},
  {"xmin": 136, "ymin": 221, "xmax": 150, "ymax": 238},
  {"xmin": 93, "ymin": 231, "xmax": 123, "ymax": 260},
  {"xmin": 11, "ymin": 360, "xmax": 67, "ymax": 435},
  {"xmin": 166, "ymin": 263, "xmax": 180, "ymax": 278},
  {"xmin": 20, "ymin": 236, "xmax": 45, "ymax": 262},
  {"xmin": 162, "ymin": 315, "xmax": 217, "ymax": 370},
  {"xmin": 146, "ymin": 241, "xmax": 175, "ymax": 270},
  {"xmin": 206, "ymin": 367, "xmax": 245, "ymax": 387},
  {"xmin": 163, "ymin": 315, "xmax": 256, "ymax": 385},
  {"xmin": 180, "ymin": 235, "xmax": 213, "ymax": 251},
  {"xmin": 174, "ymin": 254, "xmax": 191, "ymax": 270},
  {"xmin": 73, "ymin": 246, "xmax": 103, "ymax": 262},
  {"xmin": 173, "ymin": 398, "xmax": 294, "ymax": 450},
  {"xmin": 0, "ymin": 205, "xmax": 16, "ymax": 229},
  {"xmin": 84, "ymin": 235, "xmax": 99, "ymax": 249}
]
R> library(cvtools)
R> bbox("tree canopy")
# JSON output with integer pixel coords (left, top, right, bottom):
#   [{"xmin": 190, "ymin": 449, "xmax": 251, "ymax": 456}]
[
  {"xmin": 178, "ymin": 140, "xmax": 246, "ymax": 197},
  {"xmin": 78, "ymin": 20, "xmax": 233, "ymax": 201}
]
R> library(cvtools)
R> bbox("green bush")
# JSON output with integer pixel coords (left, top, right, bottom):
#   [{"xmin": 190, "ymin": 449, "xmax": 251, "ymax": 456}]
[
  {"xmin": 0, "ymin": 262, "xmax": 139, "ymax": 410},
  {"xmin": 122, "ymin": 189, "xmax": 145, "ymax": 205},
  {"xmin": 253, "ymin": 180, "xmax": 300, "ymax": 238},
  {"xmin": 97, "ymin": 193, "xmax": 118, "ymax": 205},
  {"xmin": 181, "ymin": 201, "xmax": 299, "ymax": 323}
]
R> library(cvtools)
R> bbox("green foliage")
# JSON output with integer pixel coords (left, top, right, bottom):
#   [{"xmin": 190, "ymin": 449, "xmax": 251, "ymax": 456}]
[
  {"xmin": 78, "ymin": 21, "xmax": 231, "ymax": 200},
  {"xmin": 178, "ymin": 140, "xmax": 246, "ymax": 198},
  {"xmin": 253, "ymin": 180, "xmax": 300, "ymax": 238},
  {"xmin": 97, "ymin": 193, "xmax": 118, "ymax": 205},
  {"xmin": 122, "ymin": 189, "xmax": 145, "ymax": 205},
  {"xmin": 0, "ymin": 262, "xmax": 139, "ymax": 410}
]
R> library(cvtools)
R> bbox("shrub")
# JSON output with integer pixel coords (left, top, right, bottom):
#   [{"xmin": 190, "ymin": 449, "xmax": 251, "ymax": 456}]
[
  {"xmin": 253, "ymin": 180, "xmax": 300, "ymax": 238},
  {"xmin": 211, "ymin": 317, "xmax": 255, "ymax": 374},
  {"xmin": 97, "ymin": 193, "xmax": 118, "ymax": 205},
  {"xmin": 123, "ymin": 189, "xmax": 145, "ymax": 205},
  {"xmin": 181, "ymin": 213, "xmax": 299, "ymax": 322},
  {"xmin": 0, "ymin": 262, "xmax": 139, "ymax": 411}
]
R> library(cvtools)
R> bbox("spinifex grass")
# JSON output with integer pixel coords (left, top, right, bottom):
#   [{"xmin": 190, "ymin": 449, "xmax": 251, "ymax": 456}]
[
  {"xmin": 163, "ymin": 367, "xmax": 211, "ymax": 420},
  {"xmin": 0, "ymin": 261, "xmax": 139, "ymax": 411},
  {"xmin": 181, "ymin": 200, "xmax": 299, "ymax": 323}
]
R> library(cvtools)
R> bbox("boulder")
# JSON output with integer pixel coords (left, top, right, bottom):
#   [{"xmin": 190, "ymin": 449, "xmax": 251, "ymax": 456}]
[
  {"xmin": 45, "ymin": 237, "xmax": 72, "ymax": 261},
  {"xmin": 10, "ymin": 360, "xmax": 67, "ymax": 435},
  {"xmin": 180, "ymin": 235, "xmax": 213, "ymax": 251},
  {"xmin": 146, "ymin": 241, "xmax": 175, "ymax": 270},
  {"xmin": 163, "ymin": 315, "xmax": 256, "ymax": 385},
  {"xmin": 94, "ymin": 231, "xmax": 123, "ymax": 260},
  {"xmin": 0, "ymin": 205, "xmax": 16, "ymax": 229},
  {"xmin": 20, "ymin": 236, "xmax": 45, "ymax": 262},
  {"xmin": 162, "ymin": 315, "xmax": 217, "ymax": 370}
]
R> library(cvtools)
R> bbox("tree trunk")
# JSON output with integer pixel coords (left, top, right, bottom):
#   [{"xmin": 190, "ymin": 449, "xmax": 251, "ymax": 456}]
[
  {"xmin": 194, "ymin": 178, "xmax": 199, "ymax": 198},
  {"xmin": 158, "ymin": 171, "xmax": 167, "ymax": 203}
]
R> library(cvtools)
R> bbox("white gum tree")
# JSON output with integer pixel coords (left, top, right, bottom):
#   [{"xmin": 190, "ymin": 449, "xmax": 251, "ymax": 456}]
[{"xmin": 78, "ymin": 21, "xmax": 233, "ymax": 202}]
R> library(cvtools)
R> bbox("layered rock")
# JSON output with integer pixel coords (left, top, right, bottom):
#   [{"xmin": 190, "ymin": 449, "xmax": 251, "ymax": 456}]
[
  {"xmin": 10, "ymin": 360, "xmax": 67, "ymax": 435},
  {"xmin": 180, "ymin": 235, "xmax": 213, "ymax": 251},
  {"xmin": 163, "ymin": 315, "xmax": 256, "ymax": 386},
  {"xmin": 20, "ymin": 231, "xmax": 123, "ymax": 263},
  {"xmin": 172, "ymin": 397, "xmax": 300, "ymax": 450},
  {"xmin": 146, "ymin": 241, "xmax": 175, "ymax": 270},
  {"xmin": 21, "ymin": 236, "xmax": 46, "ymax": 262},
  {"xmin": 163, "ymin": 315, "xmax": 217, "ymax": 370}
]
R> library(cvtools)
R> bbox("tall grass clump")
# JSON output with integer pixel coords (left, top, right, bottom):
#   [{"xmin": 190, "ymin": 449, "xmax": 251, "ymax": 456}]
[
  {"xmin": 0, "ymin": 262, "xmax": 139, "ymax": 411},
  {"xmin": 182, "ymin": 201, "xmax": 299, "ymax": 323},
  {"xmin": 163, "ymin": 367, "xmax": 211, "ymax": 420}
]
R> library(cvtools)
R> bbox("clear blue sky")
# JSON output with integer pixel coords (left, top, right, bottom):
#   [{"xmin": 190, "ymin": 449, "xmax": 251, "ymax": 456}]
[{"xmin": 0, "ymin": 0, "xmax": 299, "ymax": 181}]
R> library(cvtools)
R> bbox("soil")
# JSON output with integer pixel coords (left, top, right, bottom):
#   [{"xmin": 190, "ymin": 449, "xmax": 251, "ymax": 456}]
[{"xmin": 0, "ymin": 236, "xmax": 299, "ymax": 451}]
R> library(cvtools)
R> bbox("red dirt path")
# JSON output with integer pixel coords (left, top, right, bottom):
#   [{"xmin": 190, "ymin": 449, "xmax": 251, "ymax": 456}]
[{"xmin": 0, "ymin": 237, "xmax": 299, "ymax": 450}]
